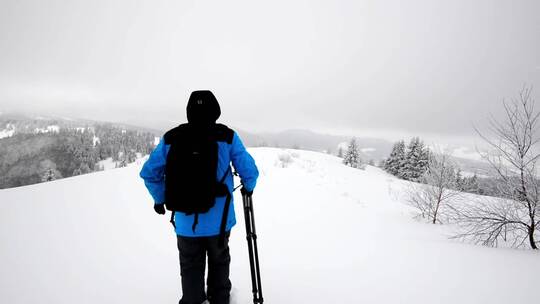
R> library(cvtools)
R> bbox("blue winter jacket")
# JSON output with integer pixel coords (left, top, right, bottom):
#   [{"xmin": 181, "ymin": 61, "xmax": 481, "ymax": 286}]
[{"xmin": 140, "ymin": 131, "xmax": 259, "ymax": 237}]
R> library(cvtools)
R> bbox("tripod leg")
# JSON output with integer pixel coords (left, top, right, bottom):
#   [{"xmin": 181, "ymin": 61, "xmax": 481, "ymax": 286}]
[
  {"xmin": 243, "ymin": 194, "xmax": 258, "ymax": 302},
  {"xmin": 243, "ymin": 194, "xmax": 264, "ymax": 303},
  {"xmin": 248, "ymin": 196, "xmax": 264, "ymax": 303}
]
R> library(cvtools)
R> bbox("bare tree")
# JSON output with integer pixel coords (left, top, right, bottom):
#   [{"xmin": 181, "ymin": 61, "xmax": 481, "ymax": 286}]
[
  {"xmin": 450, "ymin": 194, "xmax": 534, "ymax": 248},
  {"xmin": 406, "ymin": 149, "xmax": 461, "ymax": 224},
  {"xmin": 455, "ymin": 86, "xmax": 539, "ymax": 249}
]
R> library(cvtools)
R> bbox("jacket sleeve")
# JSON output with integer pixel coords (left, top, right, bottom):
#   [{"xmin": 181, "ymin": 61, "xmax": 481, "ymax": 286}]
[
  {"xmin": 139, "ymin": 138, "xmax": 169, "ymax": 205},
  {"xmin": 230, "ymin": 132, "xmax": 259, "ymax": 192}
]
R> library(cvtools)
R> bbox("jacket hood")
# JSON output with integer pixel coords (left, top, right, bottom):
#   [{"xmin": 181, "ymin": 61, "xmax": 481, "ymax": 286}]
[{"xmin": 186, "ymin": 90, "xmax": 221, "ymax": 125}]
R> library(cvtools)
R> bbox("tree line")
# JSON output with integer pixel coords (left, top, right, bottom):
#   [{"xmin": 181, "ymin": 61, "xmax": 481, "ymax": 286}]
[
  {"xmin": 0, "ymin": 125, "xmax": 156, "ymax": 189},
  {"xmin": 397, "ymin": 86, "xmax": 539, "ymax": 250},
  {"xmin": 382, "ymin": 138, "xmax": 482, "ymax": 194}
]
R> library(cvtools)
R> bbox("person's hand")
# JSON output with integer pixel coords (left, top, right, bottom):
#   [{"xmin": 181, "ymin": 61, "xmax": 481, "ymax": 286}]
[
  {"xmin": 241, "ymin": 187, "xmax": 253, "ymax": 197},
  {"xmin": 154, "ymin": 203, "xmax": 166, "ymax": 215}
]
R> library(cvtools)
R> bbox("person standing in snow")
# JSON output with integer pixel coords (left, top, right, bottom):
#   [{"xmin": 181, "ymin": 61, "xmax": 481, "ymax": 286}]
[{"xmin": 140, "ymin": 90, "xmax": 259, "ymax": 304}]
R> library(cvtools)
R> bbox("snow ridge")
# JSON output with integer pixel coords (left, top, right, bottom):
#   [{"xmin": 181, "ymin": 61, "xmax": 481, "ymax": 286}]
[{"xmin": 0, "ymin": 148, "xmax": 538, "ymax": 304}]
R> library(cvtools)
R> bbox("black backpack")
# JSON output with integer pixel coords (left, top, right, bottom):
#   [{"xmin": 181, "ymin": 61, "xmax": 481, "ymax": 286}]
[{"xmin": 163, "ymin": 123, "xmax": 234, "ymax": 234}]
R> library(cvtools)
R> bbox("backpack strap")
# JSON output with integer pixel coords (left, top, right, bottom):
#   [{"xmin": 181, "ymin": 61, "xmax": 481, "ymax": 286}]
[
  {"xmin": 170, "ymin": 211, "xmax": 200, "ymax": 234},
  {"xmin": 214, "ymin": 124, "xmax": 234, "ymax": 144},
  {"xmin": 218, "ymin": 166, "xmax": 232, "ymax": 246},
  {"xmin": 218, "ymin": 191, "xmax": 232, "ymax": 247},
  {"xmin": 192, "ymin": 213, "xmax": 199, "ymax": 233},
  {"xmin": 191, "ymin": 166, "xmax": 231, "ymax": 234}
]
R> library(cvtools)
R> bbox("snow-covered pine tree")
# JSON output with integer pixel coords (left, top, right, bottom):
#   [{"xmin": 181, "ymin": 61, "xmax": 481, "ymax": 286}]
[
  {"xmin": 384, "ymin": 140, "xmax": 406, "ymax": 176},
  {"xmin": 343, "ymin": 138, "xmax": 362, "ymax": 168},
  {"xmin": 460, "ymin": 173, "xmax": 480, "ymax": 194},
  {"xmin": 39, "ymin": 159, "xmax": 62, "ymax": 182},
  {"xmin": 72, "ymin": 163, "xmax": 92, "ymax": 176},
  {"xmin": 42, "ymin": 168, "xmax": 55, "ymax": 182},
  {"xmin": 401, "ymin": 137, "xmax": 429, "ymax": 181},
  {"xmin": 126, "ymin": 149, "xmax": 137, "ymax": 163},
  {"xmin": 416, "ymin": 139, "xmax": 430, "ymax": 180}
]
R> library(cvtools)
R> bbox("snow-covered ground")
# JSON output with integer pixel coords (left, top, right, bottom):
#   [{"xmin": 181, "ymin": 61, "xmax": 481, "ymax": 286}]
[
  {"xmin": 0, "ymin": 123, "xmax": 15, "ymax": 139},
  {"xmin": 96, "ymin": 157, "xmax": 118, "ymax": 170},
  {"xmin": 0, "ymin": 148, "xmax": 538, "ymax": 304},
  {"xmin": 34, "ymin": 125, "xmax": 60, "ymax": 134}
]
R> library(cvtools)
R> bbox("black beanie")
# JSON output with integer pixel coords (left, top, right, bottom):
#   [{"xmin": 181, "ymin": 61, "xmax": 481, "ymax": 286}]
[{"xmin": 186, "ymin": 90, "xmax": 221, "ymax": 125}]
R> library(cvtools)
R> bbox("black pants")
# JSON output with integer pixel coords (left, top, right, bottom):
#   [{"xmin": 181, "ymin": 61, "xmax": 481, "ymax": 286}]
[{"xmin": 177, "ymin": 232, "xmax": 232, "ymax": 304}]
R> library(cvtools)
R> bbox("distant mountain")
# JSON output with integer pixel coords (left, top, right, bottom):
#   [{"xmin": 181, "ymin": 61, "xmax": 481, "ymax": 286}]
[
  {"xmin": 1, "ymin": 111, "xmax": 494, "ymax": 180},
  {"xmin": 235, "ymin": 128, "xmax": 394, "ymax": 163},
  {"xmin": 451, "ymin": 155, "xmax": 497, "ymax": 177}
]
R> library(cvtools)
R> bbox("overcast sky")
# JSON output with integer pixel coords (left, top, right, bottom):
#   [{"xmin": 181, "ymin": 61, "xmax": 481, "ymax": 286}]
[{"xmin": 1, "ymin": 0, "xmax": 539, "ymax": 144}]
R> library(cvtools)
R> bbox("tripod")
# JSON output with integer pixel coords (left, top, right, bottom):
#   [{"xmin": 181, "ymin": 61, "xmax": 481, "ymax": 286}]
[{"xmin": 242, "ymin": 192, "xmax": 264, "ymax": 304}]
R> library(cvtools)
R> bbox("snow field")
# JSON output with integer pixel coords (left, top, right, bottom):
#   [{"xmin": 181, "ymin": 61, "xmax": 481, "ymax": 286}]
[{"xmin": 0, "ymin": 148, "xmax": 539, "ymax": 304}]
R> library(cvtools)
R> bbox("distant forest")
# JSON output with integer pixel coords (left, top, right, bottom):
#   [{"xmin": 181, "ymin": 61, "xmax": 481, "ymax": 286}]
[{"xmin": 0, "ymin": 124, "xmax": 157, "ymax": 189}]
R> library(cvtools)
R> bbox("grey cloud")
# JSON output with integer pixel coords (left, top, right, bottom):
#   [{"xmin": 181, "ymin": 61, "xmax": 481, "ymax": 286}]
[{"xmin": 1, "ymin": 0, "xmax": 539, "ymax": 143}]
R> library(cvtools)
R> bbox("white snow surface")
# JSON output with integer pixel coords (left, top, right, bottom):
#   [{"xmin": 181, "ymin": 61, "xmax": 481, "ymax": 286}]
[
  {"xmin": 0, "ymin": 148, "xmax": 538, "ymax": 304},
  {"xmin": 0, "ymin": 123, "xmax": 15, "ymax": 139},
  {"xmin": 96, "ymin": 157, "xmax": 117, "ymax": 170},
  {"xmin": 0, "ymin": 129, "xmax": 14, "ymax": 139},
  {"xmin": 34, "ymin": 125, "xmax": 60, "ymax": 134}
]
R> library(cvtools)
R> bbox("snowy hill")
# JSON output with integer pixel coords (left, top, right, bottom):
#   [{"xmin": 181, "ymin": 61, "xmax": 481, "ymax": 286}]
[{"xmin": 0, "ymin": 148, "xmax": 538, "ymax": 304}]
